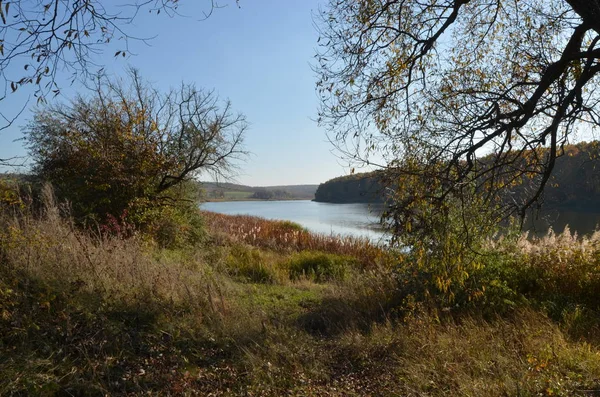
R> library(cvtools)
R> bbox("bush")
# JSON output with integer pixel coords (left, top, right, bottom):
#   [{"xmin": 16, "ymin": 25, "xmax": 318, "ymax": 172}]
[
  {"xmin": 287, "ymin": 252, "xmax": 358, "ymax": 283},
  {"xmin": 226, "ymin": 245, "xmax": 277, "ymax": 284},
  {"xmin": 277, "ymin": 220, "xmax": 307, "ymax": 233},
  {"xmin": 23, "ymin": 69, "xmax": 247, "ymax": 227},
  {"xmin": 0, "ymin": 177, "xmax": 24, "ymax": 210},
  {"xmin": 390, "ymin": 195, "xmax": 501, "ymax": 311},
  {"xmin": 141, "ymin": 205, "xmax": 206, "ymax": 250}
]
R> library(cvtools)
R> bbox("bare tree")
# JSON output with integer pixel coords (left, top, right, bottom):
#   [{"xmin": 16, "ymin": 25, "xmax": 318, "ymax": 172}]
[
  {"xmin": 316, "ymin": 0, "xmax": 600, "ymax": 237},
  {"xmin": 0, "ymin": 0, "xmax": 232, "ymax": 164},
  {"xmin": 0, "ymin": 1, "xmax": 229, "ymax": 98}
]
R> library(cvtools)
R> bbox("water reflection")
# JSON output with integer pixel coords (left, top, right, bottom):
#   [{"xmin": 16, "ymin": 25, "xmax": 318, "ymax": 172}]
[{"xmin": 524, "ymin": 209, "xmax": 600, "ymax": 237}]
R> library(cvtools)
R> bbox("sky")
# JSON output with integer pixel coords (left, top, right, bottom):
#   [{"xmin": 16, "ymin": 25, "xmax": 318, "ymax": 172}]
[{"xmin": 0, "ymin": 0, "xmax": 361, "ymax": 186}]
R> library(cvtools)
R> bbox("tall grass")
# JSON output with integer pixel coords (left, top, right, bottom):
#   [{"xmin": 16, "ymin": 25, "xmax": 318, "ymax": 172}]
[
  {"xmin": 240, "ymin": 309, "xmax": 600, "ymax": 396},
  {"xmin": 487, "ymin": 227, "xmax": 600, "ymax": 306},
  {"xmin": 0, "ymin": 186, "xmax": 235, "ymax": 394},
  {"xmin": 0, "ymin": 186, "xmax": 220, "ymax": 313}
]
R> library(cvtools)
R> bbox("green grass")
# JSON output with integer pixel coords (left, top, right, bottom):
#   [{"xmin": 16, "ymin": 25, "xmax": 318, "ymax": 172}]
[
  {"xmin": 223, "ymin": 190, "xmax": 253, "ymax": 199},
  {"xmin": 233, "ymin": 283, "xmax": 326, "ymax": 324}
]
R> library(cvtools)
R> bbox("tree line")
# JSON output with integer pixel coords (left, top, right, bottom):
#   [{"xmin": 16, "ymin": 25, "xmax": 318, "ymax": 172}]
[{"xmin": 315, "ymin": 142, "xmax": 600, "ymax": 212}]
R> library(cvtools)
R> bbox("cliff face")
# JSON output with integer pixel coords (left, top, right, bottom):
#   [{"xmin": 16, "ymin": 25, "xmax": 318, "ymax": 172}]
[{"xmin": 314, "ymin": 172, "xmax": 385, "ymax": 203}]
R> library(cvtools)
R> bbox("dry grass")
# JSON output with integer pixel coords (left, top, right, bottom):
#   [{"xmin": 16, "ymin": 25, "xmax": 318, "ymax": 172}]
[
  {"xmin": 239, "ymin": 309, "xmax": 600, "ymax": 396},
  {"xmin": 491, "ymin": 226, "xmax": 600, "ymax": 273},
  {"xmin": 0, "ymin": 187, "xmax": 232, "ymax": 394},
  {"xmin": 0, "ymin": 190, "xmax": 220, "ymax": 312},
  {"xmin": 2, "ymin": 190, "xmax": 600, "ymax": 395}
]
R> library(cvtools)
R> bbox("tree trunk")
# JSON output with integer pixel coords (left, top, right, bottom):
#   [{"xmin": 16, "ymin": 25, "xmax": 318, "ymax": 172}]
[{"xmin": 565, "ymin": 0, "xmax": 600, "ymax": 34}]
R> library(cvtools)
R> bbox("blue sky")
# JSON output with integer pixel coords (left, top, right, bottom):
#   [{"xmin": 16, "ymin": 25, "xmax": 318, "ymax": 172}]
[{"xmin": 0, "ymin": 0, "xmax": 360, "ymax": 186}]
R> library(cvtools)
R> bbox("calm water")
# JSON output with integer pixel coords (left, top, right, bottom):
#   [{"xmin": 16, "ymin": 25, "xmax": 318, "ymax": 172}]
[
  {"xmin": 201, "ymin": 200, "xmax": 387, "ymax": 241},
  {"xmin": 202, "ymin": 200, "xmax": 600, "ymax": 241}
]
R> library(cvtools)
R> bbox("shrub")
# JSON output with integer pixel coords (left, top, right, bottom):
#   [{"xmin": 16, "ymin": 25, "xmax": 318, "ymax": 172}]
[
  {"xmin": 225, "ymin": 245, "xmax": 277, "ymax": 284},
  {"xmin": 0, "ymin": 177, "xmax": 24, "ymax": 210},
  {"xmin": 23, "ymin": 69, "xmax": 247, "ymax": 226},
  {"xmin": 390, "ymin": 193, "xmax": 502, "ymax": 311},
  {"xmin": 287, "ymin": 252, "xmax": 358, "ymax": 283},
  {"xmin": 277, "ymin": 220, "xmax": 307, "ymax": 233},
  {"xmin": 139, "ymin": 204, "xmax": 206, "ymax": 250}
]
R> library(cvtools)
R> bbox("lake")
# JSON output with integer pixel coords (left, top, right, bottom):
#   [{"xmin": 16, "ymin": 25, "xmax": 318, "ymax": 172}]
[
  {"xmin": 201, "ymin": 200, "xmax": 387, "ymax": 241},
  {"xmin": 202, "ymin": 200, "xmax": 600, "ymax": 241},
  {"xmin": 524, "ymin": 208, "xmax": 600, "ymax": 237}
]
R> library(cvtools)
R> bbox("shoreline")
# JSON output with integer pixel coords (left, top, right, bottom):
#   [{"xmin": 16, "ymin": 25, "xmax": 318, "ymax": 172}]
[{"xmin": 202, "ymin": 197, "xmax": 314, "ymax": 203}]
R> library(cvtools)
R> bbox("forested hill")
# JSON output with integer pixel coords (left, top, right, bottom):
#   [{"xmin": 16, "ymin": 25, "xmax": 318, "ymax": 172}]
[
  {"xmin": 314, "ymin": 142, "xmax": 600, "ymax": 209},
  {"xmin": 314, "ymin": 171, "xmax": 385, "ymax": 203},
  {"xmin": 540, "ymin": 142, "xmax": 600, "ymax": 210}
]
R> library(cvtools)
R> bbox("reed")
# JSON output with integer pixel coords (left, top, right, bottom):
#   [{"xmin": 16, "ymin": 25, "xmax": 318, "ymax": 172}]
[{"xmin": 201, "ymin": 210, "xmax": 391, "ymax": 268}]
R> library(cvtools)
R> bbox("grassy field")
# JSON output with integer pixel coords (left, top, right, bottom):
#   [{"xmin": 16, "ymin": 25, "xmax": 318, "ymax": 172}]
[
  {"xmin": 2, "ymin": 198, "xmax": 600, "ymax": 395},
  {"xmin": 223, "ymin": 190, "xmax": 253, "ymax": 200}
]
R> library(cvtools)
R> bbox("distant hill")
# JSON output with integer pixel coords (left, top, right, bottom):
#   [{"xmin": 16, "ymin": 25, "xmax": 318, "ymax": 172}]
[
  {"xmin": 0, "ymin": 175, "xmax": 318, "ymax": 202},
  {"xmin": 200, "ymin": 181, "xmax": 318, "ymax": 201}
]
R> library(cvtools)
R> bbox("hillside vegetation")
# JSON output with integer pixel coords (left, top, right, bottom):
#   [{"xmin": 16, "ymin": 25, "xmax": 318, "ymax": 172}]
[{"xmin": 315, "ymin": 142, "xmax": 600, "ymax": 208}]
